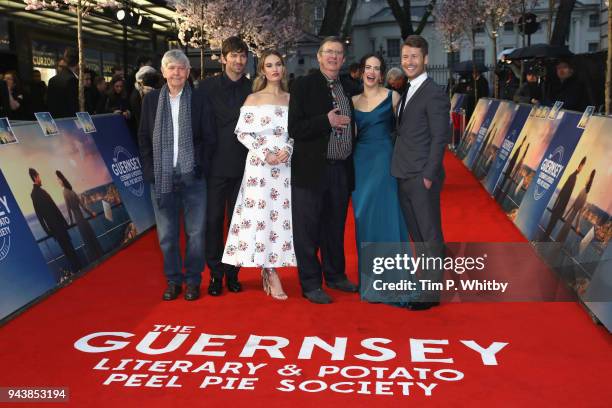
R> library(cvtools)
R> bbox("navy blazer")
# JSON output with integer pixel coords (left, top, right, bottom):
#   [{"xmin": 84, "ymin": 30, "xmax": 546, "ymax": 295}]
[{"xmin": 137, "ymin": 86, "xmax": 217, "ymax": 183}]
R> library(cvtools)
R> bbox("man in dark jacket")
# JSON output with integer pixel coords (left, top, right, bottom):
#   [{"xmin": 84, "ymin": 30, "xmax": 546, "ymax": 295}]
[
  {"xmin": 288, "ymin": 36, "xmax": 359, "ymax": 304},
  {"xmin": 47, "ymin": 48, "xmax": 79, "ymax": 118},
  {"xmin": 138, "ymin": 49, "xmax": 216, "ymax": 301},
  {"xmin": 549, "ymin": 60, "xmax": 588, "ymax": 112},
  {"xmin": 200, "ymin": 37, "xmax": 252, "ymax": 297}
]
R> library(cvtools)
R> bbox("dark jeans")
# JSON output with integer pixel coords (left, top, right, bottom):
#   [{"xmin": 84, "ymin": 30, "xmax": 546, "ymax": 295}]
[
  {"xmin": 292, "ymin": 161, "xmax": 350, "ymax": 293},
  {"xmin": 205, "ymin": 175, "xmax": 241, "ymax": 281},
  {"xmin": 150, "ymin": 174, "xmax": 206, "ymax": 286}
]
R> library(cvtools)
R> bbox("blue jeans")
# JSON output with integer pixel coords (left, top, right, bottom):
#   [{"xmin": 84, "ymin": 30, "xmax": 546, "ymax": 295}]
[{"xmin": 150, "ymin": 174, "xmax": 206, "ymax": 286}]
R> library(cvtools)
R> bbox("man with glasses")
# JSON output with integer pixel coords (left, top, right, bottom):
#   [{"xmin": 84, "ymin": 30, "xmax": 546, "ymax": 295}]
[{"xmin": 288, "ymin": 36, "xmax": 359, "ymax": 304}]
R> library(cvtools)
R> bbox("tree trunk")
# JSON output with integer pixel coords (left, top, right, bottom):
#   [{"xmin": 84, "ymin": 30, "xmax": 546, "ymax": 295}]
[
  {"xmin": 550, "ymin": 0, "xmax": 576, "ymax": 46},
  {"xmin": 387, "ymin": 0, "xmax": 435, "ymax": 39},
  {"xmin": 547, "ymin": 0, "xmax": 555, "ymax": 42},
  {"xmin": 200, "ymin": 47, "xmax": 205, "ymax": 80},
  {"xmin": 606, "ymin": 1, "xmax": 611, "ymax": 115},
  {"xmin": 492, "ymin": 36, "xmax": 498, "ymax": 98},
  {"xmin": 77, "ymin": 1, "xmax": 85, "ymax": 112},
  {"xmin": 319, "ymin": 0, "xmax": 348, "ymax": 36},
  {"xmin": 341, "ymin": 0, "xmax": 358, "ymax": 39}
]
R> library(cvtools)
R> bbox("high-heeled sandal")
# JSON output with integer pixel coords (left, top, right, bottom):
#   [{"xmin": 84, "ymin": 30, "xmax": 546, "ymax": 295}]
[{"xmin": 261, "ymin": 268, "xmax": 288, "ymax": 300}]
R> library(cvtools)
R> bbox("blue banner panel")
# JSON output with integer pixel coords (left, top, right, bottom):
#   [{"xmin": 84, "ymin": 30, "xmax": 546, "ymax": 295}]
[
  {"xmin": 89, "ymin": 115, "xmax": 155, "ymax": 234},
  {"xmin": 482, "ymin": 104, "xmax": 533, "ymax": 194},
  {"xmin": 463, "ymin": 99, "xmax": 501, "ymax": 169},
  {"xmin": 514, "ymin": 112, "xmax": 585, "ymax": 240},
  {"xmin": 455, "ymin": 98, "xmax": 491, "ymax": 161},
  {"xmin": 0, "ymin": 171, "xmax": 56, "ymax": 320},
  {"xmin": 491, "ymin": 106, "xmax": 565, "ymax": 216},
  {"xmin": 0, "ymin": 119, "xmax": 135, "ymax": 280}
]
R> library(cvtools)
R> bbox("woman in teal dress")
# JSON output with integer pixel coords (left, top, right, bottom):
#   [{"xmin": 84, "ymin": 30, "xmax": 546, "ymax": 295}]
[{"xmin": 351, "ymin": 54, "xmax": 415, "ymax": 305}]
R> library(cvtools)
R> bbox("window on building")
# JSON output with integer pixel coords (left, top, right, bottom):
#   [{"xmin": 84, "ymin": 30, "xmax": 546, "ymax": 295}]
[
  {"xmin": 474, "ymin": 24, "xmax": 485, "ymax": 34},
  {"xmin": 504, "ymin": 22, "xmax": 514, "ymax": 32},
  {"xmin": 473, "ymin": 49, "xmax": 485, "ymax": 64},
  {"xmin": 589, "ymin": 14, "xmax": 598, "ymax": 28},
  {"xmin": 314, "ymin": 6, "xmax": 324, "ymax": 21},
  {"xmin": 387, "ymin": 39, "xmax": 400, "ymax": 58},
  {"xmin": 447, "ymin": 51, "xmax": 460, "ymax": 67},
  {"xmin": 588, "ymin": 42, "xmax": 599, "ymax": 52},
  {"xmin": 370, "ymin": 38, "xmax": 376, "ymax": 53}
]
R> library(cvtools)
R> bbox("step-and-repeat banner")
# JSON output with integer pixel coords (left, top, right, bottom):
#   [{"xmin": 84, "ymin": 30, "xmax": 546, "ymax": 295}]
[
  {"xmin": 0, "ymin": 114, "xmax": 155, "ymax": 320},
  {"xmin": 456, "ymin": 99, "xmax": 611, "ymax": 331}
]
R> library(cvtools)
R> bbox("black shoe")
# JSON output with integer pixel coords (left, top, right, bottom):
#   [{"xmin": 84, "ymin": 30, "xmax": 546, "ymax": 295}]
[
  {"xmin": 185, "ymin": 284, "xmax": 200, "ymax": 301},
  {"xmin": 303, "ymin": 288, "xmax": 333, "ymax": 304},
  {"xmin": 208, "ymin": 278, "xmax": 223, "ymax": 296},
  {"xmin": 227, "ymin": 279, "xmax": 242, "ymax": 293},
  {"xmin": 163, "ymin": 283, "xmax": 182, "ymax": 301},
  {"xmin": 406, "ymin": 301, "xmax": 440, "ymax": 311},
  {"xmin": 327, "ymin": 279, "xmax": 359, "ymax": 293}
]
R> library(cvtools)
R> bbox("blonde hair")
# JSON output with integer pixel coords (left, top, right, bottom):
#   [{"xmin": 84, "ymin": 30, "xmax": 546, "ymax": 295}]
[{"xmin": 252, "ymin": 50, "xmax": 288, "ymax": 93}]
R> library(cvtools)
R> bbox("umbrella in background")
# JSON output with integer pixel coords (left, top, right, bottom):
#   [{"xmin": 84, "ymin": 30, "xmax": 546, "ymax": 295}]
[
  {"xmin": 452, "ymin": 60, "xmax": 488, "ymax": 74},
  {"xmin": 506, "ymin": 44, "xmax": 574, "ymax": 60}
]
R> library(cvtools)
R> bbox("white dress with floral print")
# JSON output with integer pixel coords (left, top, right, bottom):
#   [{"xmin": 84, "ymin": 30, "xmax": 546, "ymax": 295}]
[{"xmin": 222, "ymin": 105, "xmax": 297, "ymax": 268}]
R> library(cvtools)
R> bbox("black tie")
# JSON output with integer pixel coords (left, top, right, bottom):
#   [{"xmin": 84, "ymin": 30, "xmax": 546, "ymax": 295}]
[{"xmin": 398, "ymin": 81, "xmax": 411, "ymax": 124}]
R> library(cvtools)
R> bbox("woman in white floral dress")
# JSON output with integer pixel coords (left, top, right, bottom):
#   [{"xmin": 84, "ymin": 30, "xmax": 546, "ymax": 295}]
[{"xmin": 222, "ymin": 50, "xmax": 295, "ymax": 300}]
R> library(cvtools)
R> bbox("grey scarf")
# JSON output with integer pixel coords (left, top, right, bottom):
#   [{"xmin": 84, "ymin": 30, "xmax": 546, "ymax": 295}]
[{"xmin": 152, "ymin": 83, "xmax": 194, "ymax": 203}]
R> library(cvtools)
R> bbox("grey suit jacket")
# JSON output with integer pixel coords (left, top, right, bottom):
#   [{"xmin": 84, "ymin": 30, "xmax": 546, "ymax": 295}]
[{"xmin": 391, "ymin": 77, "xmax": 450, "ymax": 181}]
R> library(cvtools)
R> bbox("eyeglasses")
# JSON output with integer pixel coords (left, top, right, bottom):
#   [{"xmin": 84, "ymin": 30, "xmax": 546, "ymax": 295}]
[{"xmin": 320, "ymin": 50, "xmax": 344, "ymax": 56}]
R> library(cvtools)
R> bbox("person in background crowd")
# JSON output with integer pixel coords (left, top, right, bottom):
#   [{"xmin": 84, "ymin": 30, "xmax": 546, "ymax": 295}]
[
  {"xmin": 472, "ymin": 70, "xmax": 490, "ymax": 100},
  {"xmin": 3, "ymin": 71, "xmax": 27, "ymax": 120},
  {"xmin": 99, "ymin": 75, "xmax": 131, "ymax": 120},
  {"xmin": 0, "ymin": 78, "xmax": 10, "ymax": 118},
  {"xmin": 125, "ymin": 55, "xmax": 153, "ymax": 95},
  {"xmin": 514, "ymin": 66, "xmax": 542, "ymax": 105},
  {"xmin": 138, "ymin": 49, "xmax": 216, "ymax": 301},
  {"xmin": 498, "ymin": 70, "xmax": 519, "ymax": 101},
  {"xmin": 47, "ymin": 48, "xmax": 79, "ymax": 118},
  {"xmin": 386, "ymin": 67, "xmax": 408, "ymax": 95},
  {"xmin": 111, "ymin": 66, "xmax": 124, "ymax": 80},
  {"xmin": 92, "ymin": 77, "xmax": 107, "ymax": 114},
  {"xmin": 84, "ymin": 69, "xmax": 98, "ymax": 114},
  {"xmin": 549, "ymin": 59, "xmax": 588, "ymax": 112},
  {"xmin": 201, "ymin": 36, "xmax": 252, "ymax": 297},
  {"xmin": 130, "ymin": 65, "xmax": 158, "ymax": 128},
  {"xmin": 343, "ymin": 62, "xmax": 363, "ymax": 97},
  {"xmin": 56, "ymin": 57, "xmax": 67, "ymax": 73},
  {"xmin": 28, "ymin": 69, "xmax": 47, "ymax": 114}
]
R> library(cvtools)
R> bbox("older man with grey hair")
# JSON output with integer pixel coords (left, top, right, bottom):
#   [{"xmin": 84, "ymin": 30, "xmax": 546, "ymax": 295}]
[
  {"xmin": 138, "ymin": 49, "xmax": 216, "ymax": 301},
  {"xmin": 386, "ymin": 67, "xmax": 407, "ymax": 95}
]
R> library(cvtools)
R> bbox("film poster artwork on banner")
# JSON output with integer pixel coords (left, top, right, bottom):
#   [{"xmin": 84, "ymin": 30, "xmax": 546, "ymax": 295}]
[
  {"xmin": 0, "ymin": 118, "xmax": 136, "ymax": 282},
  {"xmin": 455, "ymin": 98, "xmax": 492, "ymax": 161},
  {"xmin": 533, "ymin": 115, "xmax": 612, "ymax": 298},
  {"xmin": 492, "ymin": 105, "xmax": 564, "ymax": 219}
]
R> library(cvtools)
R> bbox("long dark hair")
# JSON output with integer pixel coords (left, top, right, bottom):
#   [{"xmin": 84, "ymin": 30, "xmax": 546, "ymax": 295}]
[
  {"xmin": 359, "ymin": 53, "xmax": 387, "ymax": 80},
  {"xmin": 55, "ymin": 170, "xmax": 72, "ymax": 190}
]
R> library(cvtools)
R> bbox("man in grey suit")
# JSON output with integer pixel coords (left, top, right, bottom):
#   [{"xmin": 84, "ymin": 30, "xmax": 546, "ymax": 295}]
[{"xmin": 391, "ymin": 35, "xmax": 450, "ymax": 310}]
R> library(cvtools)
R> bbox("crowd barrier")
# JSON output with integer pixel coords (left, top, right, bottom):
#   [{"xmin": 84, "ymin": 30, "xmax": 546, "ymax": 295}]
[
  {"xmin": 452, "ymin": 96, "xmax": 611, "ymax": 330},
  {"xmin": 0, "ymin": 113, "xmax": 155, "ymax": 320}
]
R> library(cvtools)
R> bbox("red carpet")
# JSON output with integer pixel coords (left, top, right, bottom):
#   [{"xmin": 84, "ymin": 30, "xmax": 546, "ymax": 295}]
[{"xmin": 0, "ymin": 153, "xmax": 610, "ymax": 407}]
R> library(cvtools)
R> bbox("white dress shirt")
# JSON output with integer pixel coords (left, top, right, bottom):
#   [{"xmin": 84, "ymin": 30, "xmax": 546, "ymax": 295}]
[
  {"xmin": 401, "ymin": 71, "xmax": 428, "ymax": 112},
  {"xmin": 169, "ymin": 89, "xmax": 183, "ymax": 167}
]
